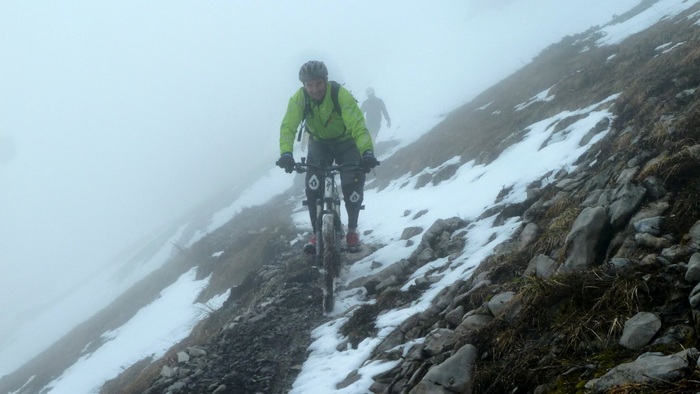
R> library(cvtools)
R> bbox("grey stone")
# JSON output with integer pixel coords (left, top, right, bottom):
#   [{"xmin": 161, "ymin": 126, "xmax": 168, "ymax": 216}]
[
  {"xmin": 416, "ymin": 344, "xmax": 478, "ymax": 393},
  {"xmin": 585, "ymin": 348, "xmax": 697, "ymax": 392},
  {"xmin": 445, "ymin": 305, "xmax": 465, "ymax": 327},
  {"xmin": 401, "ymin": 226, "xmax": 424, "ymax": 240},
  {"xmin": 560, "ymin": 206, "xmax": 612, "ymax": 272},
  {"xmin": 690, "ymin": 220, "xmax": 700, "ymax": 249},
  {"xmin": 616, "ymin": 167, "xmax": 639, "ymax": 183},
  {"xmin": 642, "ymin": 176, "xmax": 667, "ymax": 201},
  {"xmin": 635, "ymin": 233, "xmax": 671, "ymax": 249},
  {"xmin": 689, "ymin": 281, "xmax": 700, "ymax": 309},
  {"xmin": 661, "ymin": 244, "xmax": 693, "ymax": 264},
  {"xmin": 187, "ymin": 347, "xmax": 207, "ymax": 358},
  {"xmin": 607, "ymin": 181, "xmax": 646, "ymax": 229},
  {"xmin": 409, "ymin": 381, "xmax": 453, "ymax": 394},
  {"xmin": 619, "ymin": 312, "xmax": 662, "ymax": 350},
  {"xmin": 161, "ymin": 365, "xmax": 176, "ymax": 378},
  {"xmin": 423, "ymin": 328, "xmax": 456, "ymax": 356},
  {"xmin": 633, "ymin": 216, "xmax": 665, "ymax": 236},
  {"xmin": 455, "ymin": 314, "xmax": 493, "ymax": 335},
  {"xmin": 376, "ymin": 275, "xmax": 399, "ymax": 292},
  {"xmin": 685, "ymin": 253, "xmax": 700, "ymax": 283},
  {"xmin": 581, "ymin": 189, "xmax": 605, "ymax": 208},
  {"xmin": 212, "ymin": 385, "xmax": 227, "ymax": 394},
  {"xmin": 519, "ymin": 222, "xmax": 539, "ymax": 248},
  {"xmin": 533, "ymin": 254, "xmax": 558, "ymax": 278},
  {"xmin": 177, "ymin": 351, "xmax": 190, "ymax": 363},
  {"xmin": 488, "ymin": 291, "xmax": 515, "ymax": 318}
]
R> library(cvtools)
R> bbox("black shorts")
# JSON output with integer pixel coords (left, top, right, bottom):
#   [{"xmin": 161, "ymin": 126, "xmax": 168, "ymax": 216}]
[{"xmin": 305, "ymin": 137, "xmax": 365, "ymax": 187}]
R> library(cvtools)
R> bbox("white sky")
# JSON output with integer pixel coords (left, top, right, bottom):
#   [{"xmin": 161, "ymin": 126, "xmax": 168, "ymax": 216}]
[{"xmin": 1, "ymin": 0, "xmax": 653, "ymax": 382}]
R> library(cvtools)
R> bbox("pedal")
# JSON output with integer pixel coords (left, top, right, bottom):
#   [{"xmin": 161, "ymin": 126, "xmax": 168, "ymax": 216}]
[
  {"xmin": 303, "ymin": 243, "xmax": 316, "ymax": 255},
  {"xmin": 346, "ymin": 245, "xmax": 361, "ymax": 254}
]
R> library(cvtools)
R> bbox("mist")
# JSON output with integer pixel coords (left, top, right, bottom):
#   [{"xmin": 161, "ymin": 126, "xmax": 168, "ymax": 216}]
[{"xmin": 0, "ymin": 0, "xmax": 640, "ymax": 375}]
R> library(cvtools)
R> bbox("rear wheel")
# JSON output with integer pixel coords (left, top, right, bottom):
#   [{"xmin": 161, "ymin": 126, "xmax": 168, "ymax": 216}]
[{"xmin": 321, "ymin": 214, "xmax": 340, "ymax": 313}]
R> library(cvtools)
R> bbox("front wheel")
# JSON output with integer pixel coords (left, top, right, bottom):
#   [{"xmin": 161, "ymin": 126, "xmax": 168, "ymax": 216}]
[{"xmin": 321, "ymin": 213, "xmax": 340, "ymax": 313}]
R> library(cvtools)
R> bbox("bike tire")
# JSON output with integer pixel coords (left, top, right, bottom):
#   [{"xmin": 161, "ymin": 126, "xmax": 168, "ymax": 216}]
[{"xmin": 321, "ymin": 213, "xmax": 340, "ymax": 313}]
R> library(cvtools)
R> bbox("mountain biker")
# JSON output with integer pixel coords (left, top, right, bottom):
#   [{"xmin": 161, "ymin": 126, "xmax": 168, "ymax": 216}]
[
  {"xmin": 361, "ymin": 87, "xmax": 391, "ymax": 142},
  {"xmin": 276, "ymin": 60, "xmax": 378, "ymax": 253}
]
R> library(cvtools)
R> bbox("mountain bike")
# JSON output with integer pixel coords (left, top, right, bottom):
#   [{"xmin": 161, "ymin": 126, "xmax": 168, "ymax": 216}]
[{"xmin": 294, "ymin": 158, "xmax": 374, "ymax": 313}]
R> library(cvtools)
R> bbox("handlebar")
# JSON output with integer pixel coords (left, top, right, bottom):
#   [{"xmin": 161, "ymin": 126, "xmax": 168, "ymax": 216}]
[{"xmin": 294, "ymin": 160, "xmax": 379, "ymax": 174}]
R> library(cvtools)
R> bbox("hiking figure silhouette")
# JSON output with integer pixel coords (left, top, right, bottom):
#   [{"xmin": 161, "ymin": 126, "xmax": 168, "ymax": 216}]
[
  {"xmin": 361, "ymin": 87, "xmax": 391, "ymax": 142},
  {"xmin": 276, "ymin": 60, "xmax": 378, "ymax": 253}
]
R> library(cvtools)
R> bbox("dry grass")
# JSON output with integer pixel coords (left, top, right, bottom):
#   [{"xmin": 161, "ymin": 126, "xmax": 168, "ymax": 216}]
[
  {"xmin": 637, "ymin": 144, "xmax": 700, "ymax": 182},
  {"xmin": 529, "ymin": 206, "xmax": 581, "ymax": 260},
  {"xmin": 470, "ymin": 265, "xmax": 675, "ymax": 393}
]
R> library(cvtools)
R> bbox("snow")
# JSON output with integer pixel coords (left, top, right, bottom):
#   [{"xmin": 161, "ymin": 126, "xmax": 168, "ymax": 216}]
[
  {"xmin": 595, "ymin": 0, "xmax": 700, "ymax": 46},
  {"xmin": 514, "ymin": 85, "xmax": 556, "ymax": 111},
  {"xmin": 42, "ymin": 269, "xmax": 228, "ymax": 394},
  {"xmin": 16, "ymin": 2, "xmax": 698, "ymax": 393}
]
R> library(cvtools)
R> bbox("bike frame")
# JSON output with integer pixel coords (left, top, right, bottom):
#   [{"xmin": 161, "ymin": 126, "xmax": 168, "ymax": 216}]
[{"xmin": 295, "ymin": 159, "xmax": 365, "ymax": 313}]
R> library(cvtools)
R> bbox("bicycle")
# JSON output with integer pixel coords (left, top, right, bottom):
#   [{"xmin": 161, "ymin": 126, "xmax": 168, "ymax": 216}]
[{"xmin": 294, "ymin": 158, "xmax": 377, "ymax": 313}]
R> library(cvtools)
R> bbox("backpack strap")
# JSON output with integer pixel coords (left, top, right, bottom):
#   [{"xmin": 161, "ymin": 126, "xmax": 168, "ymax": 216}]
[
  {"xmin": 296, "ymin": 81, "xmax": 345, "ymax": 142},
  {"xmin": 330, "ymin": 81, "xmax": 342, "ymax": 116},
  {"xmin": 297, "ymin": 89, "xmax": 313, "ymax": 142}
]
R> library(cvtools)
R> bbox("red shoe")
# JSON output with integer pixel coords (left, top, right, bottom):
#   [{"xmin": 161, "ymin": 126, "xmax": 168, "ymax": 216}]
[
  {"xmin": 346, "ymin": 232, "xmax": 361, "ymax": 252},
  {"xmin": 303, "ymin": 235, "xmax": 317, "ymax": 254}
]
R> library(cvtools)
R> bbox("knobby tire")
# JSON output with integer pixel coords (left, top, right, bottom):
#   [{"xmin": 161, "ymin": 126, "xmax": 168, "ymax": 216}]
[{"xmin": 322, "ymin": 214, "xmax": 340, "ymax": 313}]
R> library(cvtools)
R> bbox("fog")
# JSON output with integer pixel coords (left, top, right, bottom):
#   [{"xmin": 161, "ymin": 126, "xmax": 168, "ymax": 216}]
[{"xmin": 0, "ymin": 0, "xmax": 640, "ymax": 375}]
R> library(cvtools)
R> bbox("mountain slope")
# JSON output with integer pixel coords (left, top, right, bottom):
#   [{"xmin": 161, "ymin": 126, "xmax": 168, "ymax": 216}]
[
  {"xmin": 4, "ymin": 1, "xmax": 700, "ymax": 393},
  {"xmin": 111, "ymin": 3, "xmax": 700, "ymax": 393}
]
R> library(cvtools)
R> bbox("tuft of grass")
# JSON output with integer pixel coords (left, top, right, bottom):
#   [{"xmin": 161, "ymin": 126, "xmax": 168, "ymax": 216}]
[
  {"xmin": 339, "ymin": 304, "xmax": 380, "ymax": 348},
  {"xmin": 529, "ymin": 205, "xmax": 581, "ymax": 260},
  {"xmin": 637, "ymin": 144, "xmax": 700, "ymax": 182}
]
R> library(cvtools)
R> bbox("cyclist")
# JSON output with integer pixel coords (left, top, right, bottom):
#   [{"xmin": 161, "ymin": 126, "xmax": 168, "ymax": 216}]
[
  {"xmin": 361, "ymin": 87, "xmax": 391, "ymax": 142},
  {"xmin": 276, "ymin": 60, "xmax": 378, "ymax": 253}
]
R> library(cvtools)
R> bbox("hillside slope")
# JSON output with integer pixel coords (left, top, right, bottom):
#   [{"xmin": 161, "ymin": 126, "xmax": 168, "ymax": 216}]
[
  {"xmin": 3, "ymin": 2, "xmax": 700, "ymax": 394},
  {"xmin": 107, "ymin": 4, "xmax": 700, "ymax": 393}
]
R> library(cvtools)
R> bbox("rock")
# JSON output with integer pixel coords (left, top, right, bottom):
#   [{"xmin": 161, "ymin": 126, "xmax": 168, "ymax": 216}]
[
  {"xmin": 607, "ymin": 181, "xmax": 646, "ymax": 229},
  {"xmin": 641, "ymin": 176, "xmax": 667, "ymax": 200},
  {"xmin": 413, "ymin": 344, "xmax": 478, "ymax": 393},
  {"xmin": 455, "ymin": 314, "xmax": 493, "ymax": 335},
  {"xmin": 619, "ymin": 312, "xmax": 662, "ymax": 350},
  {"xmin": 560, "ymin": 206, "xmax": 612, "ymax": 272},
  {"xmin": 585, "ymin": 348, "xmax": 697, "ymax": 392},
  {"xmin": 187, "ymin": 347, "xmax": 207, "ymax": 358},
  {"xmin": 167, "ymin": 381, "xmax": 185, "ymax": 392},
  {"xmin": 689, "ymin": 281, "xmax": 700, "ymax": 309},
  {"xmin": 177, "ymin": 351, "xmax": 190, "ymax": 363},
  {"xmin": 661, "ymin": 244, "xmax": 693, "ymax": 264},
  {"xmin": 633, "ymin": 216, "xmax": 665, "ymax": 236},
  {"xmin": 212, "ymin": 385, "xmax": 227, "ymax": 394},
  {"xmin": 423, "ymin": 328, "xmax": 456, "ymax": 356},
  {"xmin": 401, "ymin": 226, "xmax": 424, "ymax": 240},
  {"xmin": 161, "ymin": 365, "xmax": 176, "ymax": 378},
  {"xmin": 690, "ymin": 220, "xmax": 700, "ymax": 249},
  {"xmin": 376, "ymin": 275, "xmax": 399, "ymax": 292},
  {"xmin": 635, "ymin": 233, "xmax": 672, "ymax": 249},
  {"xmin": 488, "ymin": 291, "xmax": 515, "ymax": 318},
  {"xmin": 652, "ymin": 324, "xmax": 695, "ymax": 346},
  {"xmin": 519, "ymin": 222, "xmax": 539, "ymax": 248},
  {"xmin": 524, "ymin": 254, "xmax": 559, "ymax": 278},
  {"xmin": 445, "ymin": 306, "xmax": 465, "ymax": 327},
  {"xmin": 685, "ymin": 253, "xmax": 700, "ymax": 283}
]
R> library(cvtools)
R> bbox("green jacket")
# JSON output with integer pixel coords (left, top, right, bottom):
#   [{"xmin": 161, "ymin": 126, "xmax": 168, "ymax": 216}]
[{"xmin": 279, "ymin": 83, "xmax": 374, "ymax": 155}]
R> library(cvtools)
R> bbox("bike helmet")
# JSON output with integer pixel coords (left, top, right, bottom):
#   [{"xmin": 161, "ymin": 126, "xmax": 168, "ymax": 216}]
[
  {"xmin": 299, "ymin": 61, "xmax": 328, "ymax": 82},
  {"xmin": 366, "ymin": 87, "xmax": 375, "ymax": 96}
]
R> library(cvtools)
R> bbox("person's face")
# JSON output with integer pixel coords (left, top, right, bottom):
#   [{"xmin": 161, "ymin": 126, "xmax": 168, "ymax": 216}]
[{"xmin": 303, "ymin": 78, "xmax": 327, "ymax": 101}]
